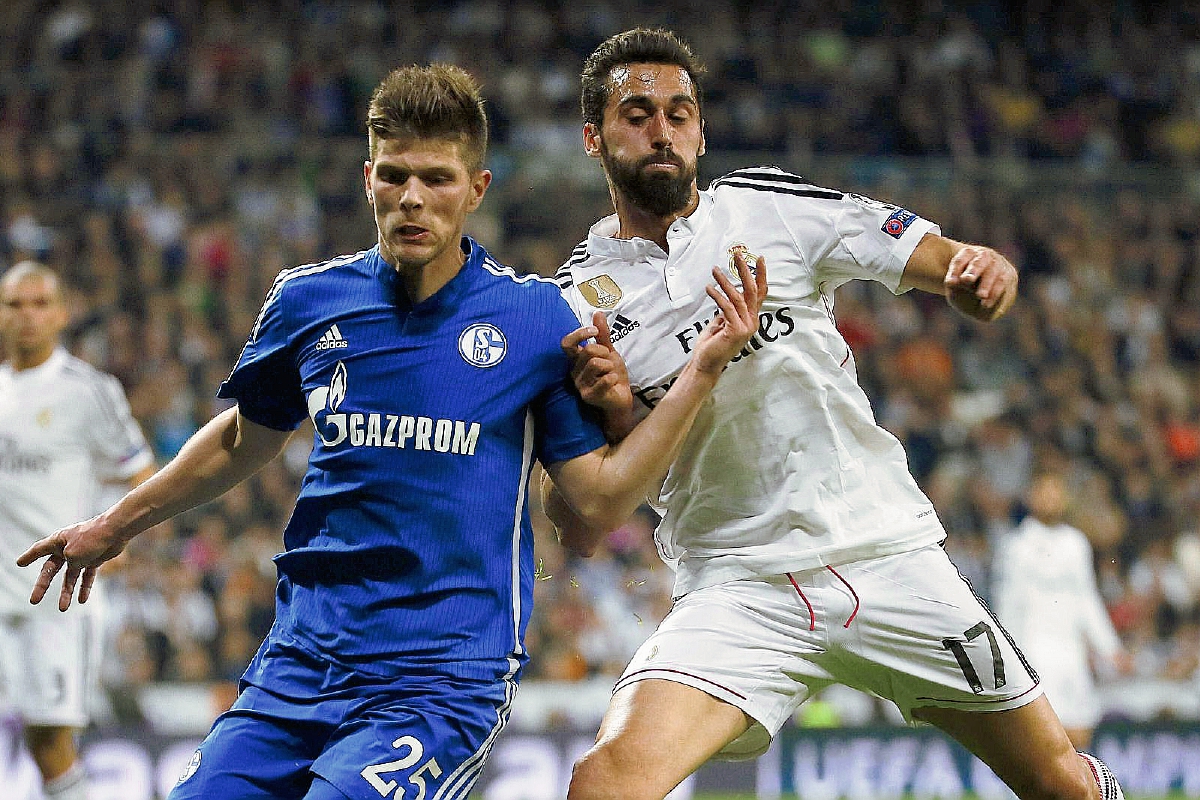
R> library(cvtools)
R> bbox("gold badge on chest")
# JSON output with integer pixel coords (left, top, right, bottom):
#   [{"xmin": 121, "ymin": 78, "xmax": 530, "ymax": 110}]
[
  {"xmin": 36, "ymin": 408, "xmax": 53, "ymax": 427},
  {"xmin": 579, "ymin": 275, "xmax": 623, "ymax": 309}
]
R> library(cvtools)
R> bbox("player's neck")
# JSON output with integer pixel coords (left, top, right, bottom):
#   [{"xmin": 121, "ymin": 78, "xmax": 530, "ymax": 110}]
[
  {"xmin": 613, "ymin": 191, "xmax": 699, "ymax": 252},
  {"xmin": 6, "ymin": 344, "xmax": 56, "ymax": 372},
  {"xmin": 389, "ymin": 242, "xmax": 467, "ymax": 305}
]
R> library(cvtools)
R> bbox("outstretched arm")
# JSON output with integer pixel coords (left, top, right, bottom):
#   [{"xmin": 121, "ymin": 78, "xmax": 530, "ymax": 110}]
[
  {"xmin": 899, "ymin": 233, "xmax": 1018, "ymax": 322},
  {"xmin": 546, "ymin": 251, "xmax": 767, "ymax": 550},
  {"xmin": 17, "ymin": 406, "xmax": 293, "ymax": 610}
]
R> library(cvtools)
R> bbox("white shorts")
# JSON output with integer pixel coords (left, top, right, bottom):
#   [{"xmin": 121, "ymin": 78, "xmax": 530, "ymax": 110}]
[
  {"xmin": 614, "ymin": 544, "xmax": 1042, "ymax": 759},
  {"xmin": 0, "ymin": 601, "xmax": 101, "ymax": 727}
]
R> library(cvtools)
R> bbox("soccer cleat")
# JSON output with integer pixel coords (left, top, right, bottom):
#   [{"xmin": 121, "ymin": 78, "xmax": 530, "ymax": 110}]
[{"xmin": 1079, "ymin": 752, "xmax": 1124, "ymax": 800}]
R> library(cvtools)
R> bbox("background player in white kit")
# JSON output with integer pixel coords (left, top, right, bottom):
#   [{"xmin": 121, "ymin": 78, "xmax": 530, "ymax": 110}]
[
  {"xmin": 544, "ymin": 27, "xmax": 1127, "ymax": 800},
  {"xmin": 994, "ymin": 470, "xmax": 1132, "ymax": 750},
  {"xmin": 0, "ymin": 261, "xmax": 155, "ymax": 800}
]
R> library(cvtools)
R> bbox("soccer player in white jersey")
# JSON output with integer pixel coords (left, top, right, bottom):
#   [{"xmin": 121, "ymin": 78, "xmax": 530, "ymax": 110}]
[
  {"xmin": 0, "ymin": 261, "xmax": 156, "ymax": 800},
  {"xmin": 544, "ymin": 28, "xmax": 1126, "ymax": 800},
  {"xmin": 994, "ymin": 470, "xmax": 1131, "ymax": 750},
  {"xmin": 16, "ymin": 65, "xmax": 764, "ymax": 800}
]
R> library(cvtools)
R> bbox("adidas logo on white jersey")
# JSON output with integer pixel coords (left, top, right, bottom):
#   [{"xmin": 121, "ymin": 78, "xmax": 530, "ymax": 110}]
[
  {"xmin": 609, "ymin": 314, "xmax": 640, "ymax": 343},
  {"xmin": 316, "ymin": 324, "xmax": 349, "ymax": 350}
]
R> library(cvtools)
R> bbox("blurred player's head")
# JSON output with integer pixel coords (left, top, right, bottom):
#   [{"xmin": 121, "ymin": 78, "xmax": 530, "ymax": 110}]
[
  {"xmin": 581, "ymin": 29, "xmax": 708, "ymax": 217},
  {"xmin": 1027, "ymin": 471, "xmax": 1070, "ymax": 526},
  {"xmin": 0, "ymin": 261, "xmax": 69, "ymax": 369},
  {"xmin": 363, "ymin": 65, "xmax": 492, "ymax": 280}
]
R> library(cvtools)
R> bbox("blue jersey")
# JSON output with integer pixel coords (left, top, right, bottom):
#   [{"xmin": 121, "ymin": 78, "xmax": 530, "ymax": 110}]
[{"xmin": 218, "ymin": 238, "xmax": 606, "ymax": 682}]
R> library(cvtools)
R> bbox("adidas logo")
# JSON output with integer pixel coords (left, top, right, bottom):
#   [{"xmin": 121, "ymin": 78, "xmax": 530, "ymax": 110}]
[
  {"xmin": 316, "ymin": 324, "xmax": 349, "ymax": 350},
  {"xmin": 609, "ymin": 314, "xmax": 640, "ymax": 343}
]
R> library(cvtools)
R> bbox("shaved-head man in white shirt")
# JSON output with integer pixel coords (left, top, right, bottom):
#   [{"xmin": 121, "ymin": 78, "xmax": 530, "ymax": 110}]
[{"xmin": 0, "ymin": 261, "xmax": 155, "ymax": 800}]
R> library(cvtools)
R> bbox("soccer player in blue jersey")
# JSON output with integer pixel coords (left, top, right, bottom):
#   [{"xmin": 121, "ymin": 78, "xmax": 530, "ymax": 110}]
[{"xmin": 15, "ymin": 63, "xmax": 766, "ymax": 800}]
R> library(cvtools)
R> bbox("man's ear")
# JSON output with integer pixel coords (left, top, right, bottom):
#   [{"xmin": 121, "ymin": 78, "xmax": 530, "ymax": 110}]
[
  {"xmin": 465, "ymin": 169, "xmax": 493, "ymax": 212},
  {"xmin": 364, "ymin": 160, "xmax": 374, "ymax": 205},
  {"xmin": 583, "ymin": 123, "xmax": 602, "ymax": 159},
  {"xmin": 699, "ymin": 119, "xmax": 706, "ymax": 158}
]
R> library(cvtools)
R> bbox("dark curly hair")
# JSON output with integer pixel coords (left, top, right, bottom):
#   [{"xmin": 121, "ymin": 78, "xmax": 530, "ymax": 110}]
[{"xmin": 580, "ymin": 28, "xmax": 706, "ymax": 128}]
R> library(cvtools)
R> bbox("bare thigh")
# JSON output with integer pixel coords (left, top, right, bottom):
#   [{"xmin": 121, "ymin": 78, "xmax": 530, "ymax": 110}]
[
  {"xmin": 568, "ymin": 679, "xmax": 751, "ymax": 800},
  {"xmin": 914, "ymin": 695, "xmax": 1097, "ymax": 800}
]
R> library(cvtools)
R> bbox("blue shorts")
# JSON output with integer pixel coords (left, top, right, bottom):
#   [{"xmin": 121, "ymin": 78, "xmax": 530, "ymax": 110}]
[{"xmin": 168, "ymin": 641, "xmax": 519, "ymax": 800}]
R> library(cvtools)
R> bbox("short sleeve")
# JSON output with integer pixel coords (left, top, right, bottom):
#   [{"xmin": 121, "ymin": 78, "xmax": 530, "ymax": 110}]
[
  {"xmin": 86, "ymin": 373, "xmax": 155, "ymax": 481},
  {"xmin": 532, "ymin": 293, "xmax": 607, "ymax": 466},
  {"xmin": 821, "ymin": 192, "xmax": 939, "ymax": 293},
  {"xmin": 217, "ymin": 281, "xmax": 307, "ymax": 431}
]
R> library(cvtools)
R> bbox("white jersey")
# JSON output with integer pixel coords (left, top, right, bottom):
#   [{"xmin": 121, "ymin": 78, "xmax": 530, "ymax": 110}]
[
  {"xmin": 557, "ymin": 167, "xmax": 947, "ymax": 595},
  {"xmin": 992, "ymin": 516, "xmax": 1120, "ymax": 726},
  {"xmin": 0, "ymin": 348, "xmax": 153, "ymax": 610}
]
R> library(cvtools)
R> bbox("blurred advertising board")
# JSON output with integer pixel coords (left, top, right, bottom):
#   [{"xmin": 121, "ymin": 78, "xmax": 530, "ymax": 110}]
[{"xmin": 0, "ymin": 719, "xmax": 1196, "ymax": 798}]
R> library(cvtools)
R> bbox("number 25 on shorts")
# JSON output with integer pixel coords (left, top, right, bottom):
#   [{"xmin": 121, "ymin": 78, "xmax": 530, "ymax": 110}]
[{"xmin": 361, "ymin": 734, "xmax": 443, "ymax": 800}]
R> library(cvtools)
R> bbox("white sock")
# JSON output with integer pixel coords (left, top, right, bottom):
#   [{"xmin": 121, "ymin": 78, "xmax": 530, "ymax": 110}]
[
  {"xmin": 1079, "ymin": 752, "xmax": 1125, "ymax": 800},
  {"xmin": 43, "ymin": 761, "xmax": 88, "ymax": 800}
]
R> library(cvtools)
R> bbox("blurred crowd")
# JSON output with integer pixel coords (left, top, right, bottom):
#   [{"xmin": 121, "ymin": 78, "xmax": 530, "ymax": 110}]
[{"xmin": 2, "ymin": 0, "xmax": 1199, "ymax": 726}]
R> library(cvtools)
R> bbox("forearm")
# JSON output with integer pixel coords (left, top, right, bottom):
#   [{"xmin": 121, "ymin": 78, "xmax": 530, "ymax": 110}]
[
  {"xmin": 600, "ymin": 404, "xmax": 638, "ymax": 444},
  {"xmin": 899, "ymin": 234, "xmax": 1018, "ymax": 322},
  {"xmin": 101, "ymin": 407, "xmax": 288, "ymax": 540},
  {"xmin": 540, "ymin": 471, "xmax": 608, "ymax": 557},
  {"xmin": 555, "ymin": 359, "xmax": 718, "ymax": 530}
]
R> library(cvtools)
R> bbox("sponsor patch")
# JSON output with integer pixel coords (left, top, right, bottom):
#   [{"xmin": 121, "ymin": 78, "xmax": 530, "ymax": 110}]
[
  {"xmin": 881, "ymin": 208, "xmax": 918, "ymax": 239},
  {"xmin": 579, "ymin": 275, "xmax": 622, "ymax": 308}
]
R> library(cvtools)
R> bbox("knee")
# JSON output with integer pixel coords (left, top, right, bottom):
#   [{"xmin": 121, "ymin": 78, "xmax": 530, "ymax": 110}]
[
  {"xmin": 567, "ymin": 744, "xmax": 657, "ymax": 800},
  {"xmin": 567, "ymin": 747, "xmax": 618, "ymax": 800},
  {"xmin": 24, "ymin": 725, "xmax": 74, "ymax": 759},
  {"xmin": 1009, "ymin": 751, "xmax": 1098, "ymax": 800},
  {"xmin": 23, "ymin": 725, "xmax": 78, "ymax": 780}
]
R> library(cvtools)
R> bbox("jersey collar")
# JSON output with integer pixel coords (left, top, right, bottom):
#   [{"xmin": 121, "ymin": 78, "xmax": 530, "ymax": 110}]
[
  {"xmin": 0, "ymin": 347, "xmax": 68, "ymax": 381},
  {"xmin": 585, "ymin": 192, "xmax": 714, "ymax": 260},
  {"xmin": 369, "ymin": 237, "xmax": 484, "ymax": 313}
]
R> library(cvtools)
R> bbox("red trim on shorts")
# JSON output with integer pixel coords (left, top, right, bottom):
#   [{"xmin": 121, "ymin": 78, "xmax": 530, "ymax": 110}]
[
  {"xmin": 617, "ymin": 668, "xmax": 749, "ymax": 700},
  {"xmin": 785, "ymin": 572, "xmax": 816, "ymax": 631},
  {"xmin": 825, "ymin": 565, "xmax": 860, "ymax": 628}
]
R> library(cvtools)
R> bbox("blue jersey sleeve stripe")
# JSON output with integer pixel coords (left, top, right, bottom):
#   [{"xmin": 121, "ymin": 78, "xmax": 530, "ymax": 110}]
[{"xmin": 251, "ymin": 251, "xmax": 366, "ymax": 341}]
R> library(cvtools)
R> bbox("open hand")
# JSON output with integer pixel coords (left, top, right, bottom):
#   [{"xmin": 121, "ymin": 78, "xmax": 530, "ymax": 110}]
[
  {"xmin": 561, "ymin": 311, "xmax": 636, "ymax": 440},
  {"xmin": 691, "ymin": 249, "xmax": 768, "ymax": 374},
  {"xmin": 16, "ymin": 517, "xmax": 130, "ymax": 611}
]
